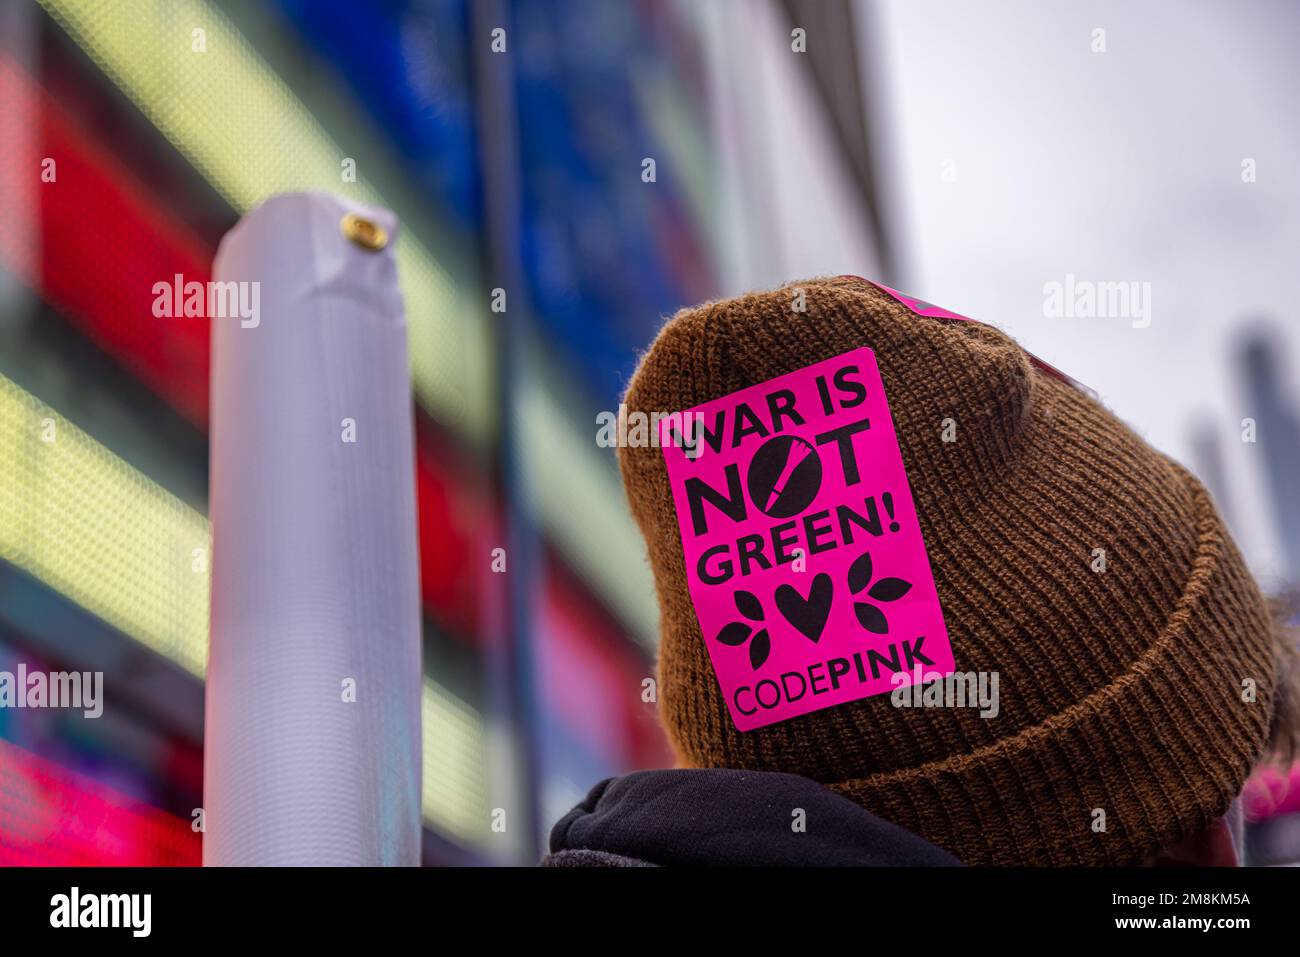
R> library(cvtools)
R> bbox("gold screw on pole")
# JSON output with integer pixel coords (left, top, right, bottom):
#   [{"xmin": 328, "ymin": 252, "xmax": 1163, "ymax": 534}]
[{"xmin": 340, "ymin": 212, "xmax": 387, "ymax": 251}]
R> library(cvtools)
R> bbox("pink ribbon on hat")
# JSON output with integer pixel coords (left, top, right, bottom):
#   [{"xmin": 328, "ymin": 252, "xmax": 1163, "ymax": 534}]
[{"xmin": 838, "ymin": 275, "xmax": 1097, "ymax": 399}]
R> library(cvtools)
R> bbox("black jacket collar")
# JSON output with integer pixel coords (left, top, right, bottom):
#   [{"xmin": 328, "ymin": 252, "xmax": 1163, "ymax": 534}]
[{"xmin": 546, "ymin": 768, "xmax": 962, "ymax": 866}]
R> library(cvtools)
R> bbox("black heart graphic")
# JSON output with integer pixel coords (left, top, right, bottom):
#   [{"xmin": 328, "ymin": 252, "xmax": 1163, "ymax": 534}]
[{"xmin": 775, "ymin": 573, "xmax": 834, "ymax": 643}]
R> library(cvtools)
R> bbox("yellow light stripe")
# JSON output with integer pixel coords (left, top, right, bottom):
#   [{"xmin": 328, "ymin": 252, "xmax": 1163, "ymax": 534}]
[
  {"xmin": 0, "ymin": 374, "xmax": 210, "ymax": 675},
  {"xmin": 37, "ymin": 0, "xmax": 489, "ymax": 439},
  {"xmin": 422, "ymin": 677, "xmax": 490, "ymax": 845},
  {"xmin": 38, "ymin": 0, "xmax": 658, "ymax": 645},
  {"xmin": 0, "ymin": 372, "xmax": 488, "ymax": 839},
  {"xmin": 517, "ymin": 378, "xmax": 659, "ymax": 643}
]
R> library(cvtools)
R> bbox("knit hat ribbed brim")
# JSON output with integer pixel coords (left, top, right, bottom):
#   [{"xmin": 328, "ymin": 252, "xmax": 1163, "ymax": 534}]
[{"xmin": 617, "ymin": 276, "xmax": 1275, "ymax": 865}]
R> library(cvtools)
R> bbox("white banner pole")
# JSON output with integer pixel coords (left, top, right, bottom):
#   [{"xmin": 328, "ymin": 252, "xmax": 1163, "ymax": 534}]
[{"xmin": 204, "ymin": 192, "xmax": 422, "ymax": 866}]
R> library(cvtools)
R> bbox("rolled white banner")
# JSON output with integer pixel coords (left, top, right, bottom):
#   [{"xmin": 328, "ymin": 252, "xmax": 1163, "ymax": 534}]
[{"xmin": 205, "ymin": 192, "xmax": 422, "ymax": 866}]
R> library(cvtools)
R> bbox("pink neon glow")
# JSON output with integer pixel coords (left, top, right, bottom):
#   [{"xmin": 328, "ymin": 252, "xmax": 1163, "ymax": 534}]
[{"xmin": 0, "ymin": 738, "xmax": 200, "ymax": 866}]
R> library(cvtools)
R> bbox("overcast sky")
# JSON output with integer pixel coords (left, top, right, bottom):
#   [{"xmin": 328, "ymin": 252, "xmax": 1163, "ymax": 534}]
[{"xmin": 862, "ymin": 0, "xmax": 1300, "ymax": 585}]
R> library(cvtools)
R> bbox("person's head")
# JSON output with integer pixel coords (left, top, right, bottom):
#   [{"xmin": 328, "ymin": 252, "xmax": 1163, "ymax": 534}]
[{"xmin": 618, "ymin": 276, "xmax": 1298, "ymax": 865}]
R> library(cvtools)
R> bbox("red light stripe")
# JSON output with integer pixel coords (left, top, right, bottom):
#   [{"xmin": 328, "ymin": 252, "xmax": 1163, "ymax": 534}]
[
  {"xmin": 0, "ymin": 52, "xmax": 213, "ymax": 425},
  {"xmin": 0, "ymin": 738, "xmax": 200, "ymax": 866},
  {"xmin": 541, "ymin": 558, "xmax": 675, "ymax": 770}
]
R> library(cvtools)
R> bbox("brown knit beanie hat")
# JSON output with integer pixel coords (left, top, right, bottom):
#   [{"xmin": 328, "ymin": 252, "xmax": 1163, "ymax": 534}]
[{"xmin": 618, "ymin": 276, "xmax": 1276, "ymax": 866}]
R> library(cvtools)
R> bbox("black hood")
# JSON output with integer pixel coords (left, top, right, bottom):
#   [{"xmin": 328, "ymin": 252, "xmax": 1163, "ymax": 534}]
[{"xmin": 545, "ymin": 768, "xmax": 962, "ymax": 867}]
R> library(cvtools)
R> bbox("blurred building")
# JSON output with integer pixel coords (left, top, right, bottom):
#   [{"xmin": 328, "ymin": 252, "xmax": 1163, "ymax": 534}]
[
  {"xmin": 0, "ymin": 0, "xmax": 886, "ymax": 864},
  {"xmin": 1239, "ymin": 331, "xmax": 1300, "ymax": 589}
]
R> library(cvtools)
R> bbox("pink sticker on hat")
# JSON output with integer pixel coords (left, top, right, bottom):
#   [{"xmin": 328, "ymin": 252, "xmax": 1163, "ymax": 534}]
[
  {"xmin": 659, "ymin": 348, "xmax": 954, "ymax": 732},
  {"xmin": 853, "ymin": 277, "xmax": 976, "ymax": 322}
]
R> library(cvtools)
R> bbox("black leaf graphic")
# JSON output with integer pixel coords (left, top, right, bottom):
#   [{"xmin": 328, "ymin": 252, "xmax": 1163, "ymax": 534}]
[
  {"xmin": 868, "ymin": 578, "xmax": 912, "ymax": 602},
  {"xmin": 854, "ymin": 602, "xmax": 889, "ymax": 634},
  {"xmin": 848, "ymin": 551, "xmax": 873, "ymax": 594},
  {"xmin": 717, "ymin": 621, "xmax": 752, "ymax": 646},
  {"xmin": 734, "ymin": 590, "xmax": 764, "ymax": 622},
  {"xmin": 749, "ymin": 629, "xmax": 771, "ymax": 670}
]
